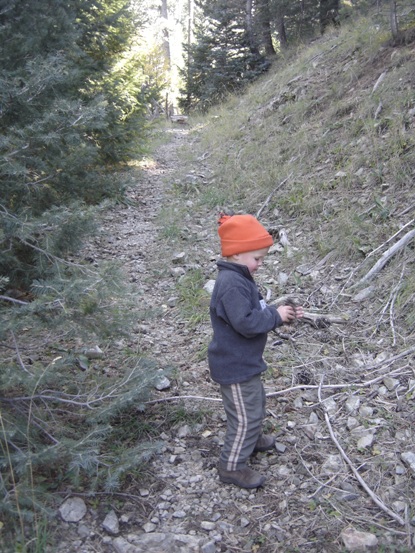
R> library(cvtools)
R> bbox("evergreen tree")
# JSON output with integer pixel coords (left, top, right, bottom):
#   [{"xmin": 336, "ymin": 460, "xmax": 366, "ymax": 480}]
[
  {"xmin": 0, "ymin": 2, "xmax": 169, "ymax": 548},
  {"xmin": 179, "ymin": 0, "xmax": 270, "ymax": 111},
  {"xmin": 0, "ymin": 0, "xmax": 163, "ymax": 287}
]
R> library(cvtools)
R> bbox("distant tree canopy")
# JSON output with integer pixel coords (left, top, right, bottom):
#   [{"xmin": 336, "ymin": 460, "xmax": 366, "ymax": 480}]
[{"xmin": 179, "ymin": 0, "xmax": 343, "ymax": 111}]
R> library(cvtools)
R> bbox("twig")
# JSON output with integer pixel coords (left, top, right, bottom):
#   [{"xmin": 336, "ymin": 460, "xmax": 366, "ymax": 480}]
[
  {"xmin": 373, "ymin": 265, "xmax": 405, "ymax": 342},
  {"xmin": 0, "ymin": 295, "xmax": 29, "ymax": 305},
  {"xmin": 295, "ymin": 446, "xmax": 346, "ymax": 498},
  {"xmin": 389, "ymin": 265, "xmax": 405, "ymax": 346},
  {"xmin": 317, "ymin": 378, "xmax": 405, "ymax": 526},
  {"xmin": 10, "ymin": 330, "xmax": 33, "ymax": 375},
  {"xmin": 145, "ymin": 394, "xmax": 222, "ymax": 405},
  {"xmin": 256, "ymin": 173, "xmax": 292, "ymax": 219}
]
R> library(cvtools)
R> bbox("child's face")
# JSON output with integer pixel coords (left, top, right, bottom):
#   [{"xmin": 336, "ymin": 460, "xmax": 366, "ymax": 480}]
[{"xmin": 231, "ymin": 247, "xmax": 270, "ymax": 274}]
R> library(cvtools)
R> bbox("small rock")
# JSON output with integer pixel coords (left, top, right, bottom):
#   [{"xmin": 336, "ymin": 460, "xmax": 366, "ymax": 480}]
[
  {"xmin": 321, "ymin": 454, "xmax": 344, "ymax": 475},
  {"xmin": 308, "ymin": 411, "xmax": 319, "ymax": 424},
  {"xmin": 84, "ymin": 345, "xmax": 104, "ymax": 359},
  {"xmin": 59, "ymin": 497, "xmax": 87, "ymax": 523},
  {"xmin": 323, "ymin": 396, "xmax": 337, "ymax": 414},
  {"xmin": 77, "ymin": 524, "xmax": 91, "ymax": 538},
  {"xmin": 347, "ymin": 416, "xmax": 359, "ymax": 430},
  {"xmin": 359, "ymin": 405, "xmax": 373, "ymax": 417},
  {"xmin": 275, "ymin": 442, "xmax": 287, "ymax": 454},
  {"xmin": 352, "ymin": 287, "xmax": 375, "ymax": 303},
  {"xmin": 345, "ymin": 396, "xmax": 360, "ymax": 414},
  {"xmin": 167, "ymin": 296, "xmax": 178, "ymax": 307},
  {"xmin": 392, "ymin": 500, "xmax": 407, "ymax": 513},
  {"xmin": 357, "ymin": 433, "xmax": 375, "ymax": 449},
  {"xmin": 154, "ymin": 369, "xmax": 171, "ymax": 391},
  {"xmin": 102, "ymin": 509, "xmax": 119, "ymax": 535},
  {"xmin": 143, "ymin": 522, "xmax": 157, "ymax": 533},
  {"xmin": 293, "ymin": 396, "xmax": 303, "ymax": 408},
  {"xmin": 383, "ymin": 377, "xmax": 399, "ymax": 391},
  {"xmin": 395, "ymin": 464, "xmax": 406, "ymax": 475},
  {"xmin": 341, "ymin": 527, "xmax": 378, "ymax": 550},
  {"xmin": 201, "ymin": 541, "xmax": 216, "ymax": 553},
  {"xmin": 177, "ymin": 424, "xmax": 191, "ymax": 438},
  {"xmin": 201, "ymin": 521, "xmax": 216, "ymax": 531},
  {"xmin": 171, "ymin": 267, "xmax": 186, "ymax": 277},
  {"xmin": 278, "ymin": 272, "xmax": 289, "ymax": 286},
  {"xmin": 240, "ymin": 517, "xmax": 250, "ymax": 528},
  {"xmin": 204, "ymin": 280, "xmax": 216, "ymax": 294},
  {"xmin": 172, "ymin": 252, "xmax": 186, "ymax": 264},
  {"xmin": 401, "ymin": 451, "xmax": 415, "ymax": 474},
  {"xmin": 302, "ymin": 424, "xmax": 317, "ymax": 440}
]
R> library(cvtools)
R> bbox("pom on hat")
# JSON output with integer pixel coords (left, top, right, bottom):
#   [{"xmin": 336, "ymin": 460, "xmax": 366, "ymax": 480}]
[{"xmin": 218, "ymin": 213, "xmax": 273, "ymax": 257}]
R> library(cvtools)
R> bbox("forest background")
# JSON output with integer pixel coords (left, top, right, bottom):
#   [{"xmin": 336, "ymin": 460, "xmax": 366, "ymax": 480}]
[{"xmin": 1, "ymin": 0, "xmax": 414, "ymax": 551}]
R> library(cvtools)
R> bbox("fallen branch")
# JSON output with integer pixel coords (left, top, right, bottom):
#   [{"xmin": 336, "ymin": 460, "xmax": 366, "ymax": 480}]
[
  {"xmin": 367, "ymin": 219, "xmax": 414, "ymax": 259},
  {"xmin": 317, "ymin": 379, "xmax": 405, "ymax": 526},
  {"xmin": 0, "ymin": 294, "xmax": 28, "ymax": 305},
  {"xmin": 301, "ymin": 311, "xmax": 349, "ymax": 328},
  {"xmin": 145, "ymin": 394, "xmax": 222, "ymax": 405},
  {"xmin": 354, "ymin": 228, "xmax": 415, "ymax": 287}
]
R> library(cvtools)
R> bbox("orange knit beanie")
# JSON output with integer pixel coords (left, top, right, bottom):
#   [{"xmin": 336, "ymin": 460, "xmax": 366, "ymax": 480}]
[{"xmin": 218, "ymin": 214, "xmax": 273, "ymax": 257}]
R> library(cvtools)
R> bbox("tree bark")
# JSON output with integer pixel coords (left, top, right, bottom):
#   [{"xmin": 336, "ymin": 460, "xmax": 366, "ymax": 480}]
[
  {"xmin": 320, "ymin": 0, "xmax": 340, "ymax": 34},
  {"xmin": 257, "ymin": 0, "xmax": 276, "ymax": 56},
  {"xmin": 160, "ymin": 0, "xmax": 171, "ymax": 68},
  {"xmin": 389, "ymin": 0, "xmax": 398, "ymax": 40},
  {"xmin": 245, "ymin": 0, "xmax": 260, "ymax": 55},
  {"xmin": 277, "ymin": 12, "xmax": 288, "ymax": 50}
]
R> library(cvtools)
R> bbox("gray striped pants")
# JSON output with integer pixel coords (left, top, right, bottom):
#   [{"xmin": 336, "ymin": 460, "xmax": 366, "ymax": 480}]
[{"xmin": 219, "ymin": 374, "xmax": 266, "ymax": 471}]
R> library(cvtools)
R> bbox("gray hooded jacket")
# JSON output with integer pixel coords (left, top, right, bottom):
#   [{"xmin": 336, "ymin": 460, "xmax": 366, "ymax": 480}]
[{"xmin": 208, "ymin": 261, "xmax": 283, "ymax": 385}]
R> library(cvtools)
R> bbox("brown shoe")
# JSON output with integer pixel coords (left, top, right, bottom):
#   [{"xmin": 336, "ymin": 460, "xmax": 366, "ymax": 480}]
[
  {"xmin": 218, "ymin": 465, "xmax": 266, "ymax": 489},
  {"xmin": 253, "ymin": 434, "xmax": 275, "ymax": 453}
]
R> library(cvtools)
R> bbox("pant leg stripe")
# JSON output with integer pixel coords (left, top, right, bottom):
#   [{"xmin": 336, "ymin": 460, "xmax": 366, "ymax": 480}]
[{"xmin": 227, "ymin": 383, "xmax": 247, "ymax": 471}]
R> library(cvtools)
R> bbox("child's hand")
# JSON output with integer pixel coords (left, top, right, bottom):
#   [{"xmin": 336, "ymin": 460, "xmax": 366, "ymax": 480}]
[{"xmin": 277, "ymin": 304, "xmax": 304, "ymax": 323}]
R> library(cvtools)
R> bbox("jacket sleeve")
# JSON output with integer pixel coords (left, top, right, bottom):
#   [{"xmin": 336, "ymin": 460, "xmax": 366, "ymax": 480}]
[{"xmin": 217, "ymin": 285, "xmax": 283, "ymax": 338}]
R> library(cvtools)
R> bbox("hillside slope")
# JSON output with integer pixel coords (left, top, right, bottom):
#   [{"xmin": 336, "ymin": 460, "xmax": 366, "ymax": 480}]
[{"xmin": 156, "ymin": 15, "xmax": 415, "ymax": 552}]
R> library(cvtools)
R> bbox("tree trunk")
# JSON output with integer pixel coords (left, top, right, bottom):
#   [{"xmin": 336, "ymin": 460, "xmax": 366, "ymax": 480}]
[
  {"xmin": 161, "ymin": 0, "xmax": 171, "ymax": 68},
  {"xmin": 277, "ymin": 12, "xmax": 288, "ymax": 50},
  {"xmin": 320, "ymin": 0, "xmax": 340, "ymax": 34},
  {"xmin": 257, "ymin": 0, "xmax": 276, "ymax": 56},
  {"xmin": 389, "ymin": 0, "xmax": 398, "ymax": 40},
  {"xmin": 245, "ymin": 0, "xmax": 260, "ymax": 55}
]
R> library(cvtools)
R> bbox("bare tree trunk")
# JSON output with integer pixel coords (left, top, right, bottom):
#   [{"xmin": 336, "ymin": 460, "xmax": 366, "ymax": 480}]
[
  {"xmin": 245, "ymin": 0, "xmax": 260, "ymax": 55},
  {"xmin": 161, "ymin": 0, "xmax": 171, "ymax": 69},
  {"xmin": 389, "ymin": 0, "xmax": 399, "ymax": 40},
  {"xmin": 258, "ymin": 0, "xmax": 276, "ymax": 56},
  {"xmin": 277, "ymin": 12, "xmax": 288, "ymax": 50}
]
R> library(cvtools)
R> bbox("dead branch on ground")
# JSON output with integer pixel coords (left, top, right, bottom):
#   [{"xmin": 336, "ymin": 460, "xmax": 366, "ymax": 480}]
[
  {"xmin": 354, "ymin": 228, "xmax": 415, "ymax": 287},
  {"xmin": 317, "ymin": 378, "xmax": 405, "ymax": 526}
]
